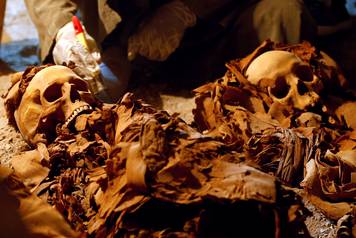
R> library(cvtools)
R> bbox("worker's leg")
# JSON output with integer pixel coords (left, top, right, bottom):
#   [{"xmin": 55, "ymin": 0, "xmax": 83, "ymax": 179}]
[
  {"xmin": 228, "ymin": 0, "xmax": 317, "ymax": 57},
  {"xmin": 101, "ymin": 44, "xmax": 131, "ymax": 102},
  {"xmin": 99, "ymin": 22, "xmax": 133, "ymax": 102}
]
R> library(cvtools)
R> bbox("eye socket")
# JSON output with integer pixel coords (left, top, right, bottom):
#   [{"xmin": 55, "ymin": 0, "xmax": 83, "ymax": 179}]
[
  {"xmin": 43, "ymin": 83, "xmax": 63, "ymax": 102},
  {"xmin": 69, "ymin": 78, "xmax": 89, "ymax": 91},
  {"xmin": 293, "ymin": 65, "xmax": 313, "ymax": 82},
  {"xmin": 270, "ymin": 77, "xmax": 290, "ymax": 99}
]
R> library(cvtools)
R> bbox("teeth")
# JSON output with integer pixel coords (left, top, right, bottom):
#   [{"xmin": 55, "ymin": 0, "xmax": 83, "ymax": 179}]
[{"xmin": 64, "ymin": 105, "xmax": 93, "ymax": 126}]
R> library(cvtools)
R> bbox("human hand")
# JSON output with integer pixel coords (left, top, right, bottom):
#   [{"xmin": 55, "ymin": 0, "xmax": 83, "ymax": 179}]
[
  {"xmin": 53, "ymin": 21, "xmax": 104, "ymax": 94},
  {"xmin": 127, "ymin": 0, "xmax": 196, "ymax": 61}
]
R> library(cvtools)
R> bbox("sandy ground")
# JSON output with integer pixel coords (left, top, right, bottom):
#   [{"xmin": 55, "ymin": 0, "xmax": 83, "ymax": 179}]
[{"xmin": 0, "ymin": 74, "xmax": 29, "ymax": 166}]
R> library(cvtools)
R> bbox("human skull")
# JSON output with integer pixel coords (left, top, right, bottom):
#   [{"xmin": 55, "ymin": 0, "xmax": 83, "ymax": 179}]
[
  {"xmin": 245, "ymin": 50, "xmax": 321, "ymax": 110},
  {"xmin": 14, "ymin": 65, "xmax": 95, "ymax": 145}
]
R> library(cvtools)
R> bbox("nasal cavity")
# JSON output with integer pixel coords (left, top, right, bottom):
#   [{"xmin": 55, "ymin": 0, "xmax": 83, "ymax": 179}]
[
  {"xmin": 297, "ymin": 81, "xmax": 309, "ymax": 95},
  {"xmin": 70, "ymin": 87, "xmax": 81, "ymax": 102},
  {"xmin": 270, "ymin": 77, "xmax": 290, "ymax": 99}
]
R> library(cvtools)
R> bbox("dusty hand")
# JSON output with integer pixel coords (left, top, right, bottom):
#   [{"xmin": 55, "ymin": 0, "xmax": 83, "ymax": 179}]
[{"xmin": 53, "ymin": 21, "xmax": 104, "ymax": 93}]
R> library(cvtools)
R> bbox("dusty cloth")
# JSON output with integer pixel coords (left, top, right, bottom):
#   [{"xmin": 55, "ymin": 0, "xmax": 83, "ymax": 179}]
[
  {"xmin": 0, "ymin": 166, "xmax": 77, "ymax": 238},
  {"xmin": 26, "ymin": 0, "xmax": 316, "ymax": 67}
]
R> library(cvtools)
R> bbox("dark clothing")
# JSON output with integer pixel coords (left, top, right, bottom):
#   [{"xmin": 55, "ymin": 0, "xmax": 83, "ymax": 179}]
[
  {"xmin": 304, "ymin": 0, "xmax": 350, "ymax": 26},
  {"xmin": 26, "ymin": 0, "xmax": 316, "ymax": 61},
  {"xmin": 26, "ymin": 0, "xmax": 317, "ymax": 90}
]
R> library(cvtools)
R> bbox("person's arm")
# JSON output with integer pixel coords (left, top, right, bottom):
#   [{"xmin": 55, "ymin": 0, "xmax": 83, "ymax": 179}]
[
  {"xmin": 25, "ymin": 1, "xmax": 109, "ymax": 98},
  {"xmin": 24, "ymin": 0, "xmax": 78, "ymax": 62},
  {"xmin": 317, "ymin": 18, "xmax": 353, "ymax": 36}
]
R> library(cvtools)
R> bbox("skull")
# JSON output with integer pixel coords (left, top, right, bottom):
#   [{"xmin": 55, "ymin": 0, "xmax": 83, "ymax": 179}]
[
  {"xmin": 245, "ymin": 50, "xmax": 321, "ymax": 110},
  {"xmin": 14, "ymin": 65, "xmax": 95, "ymax": 145}
]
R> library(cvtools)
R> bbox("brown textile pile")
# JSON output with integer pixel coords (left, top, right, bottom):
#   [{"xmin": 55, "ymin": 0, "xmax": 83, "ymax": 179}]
[
  {"xmin": 11, "ymin": 93, "xmax": 308, "ymax": 237},
  {"xmin": 2, "ymin": 40, "xmax": 355, "ymax": 237},
  {"xmin": 193, "ymin": 40, "xmax": 356, "ymax": 236}
]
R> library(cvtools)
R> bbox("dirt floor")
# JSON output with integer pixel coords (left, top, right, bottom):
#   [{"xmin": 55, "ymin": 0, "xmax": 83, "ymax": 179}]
[{"xmin": 0, "ymin": 1, "xmax": 355, "ymax": 237}]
